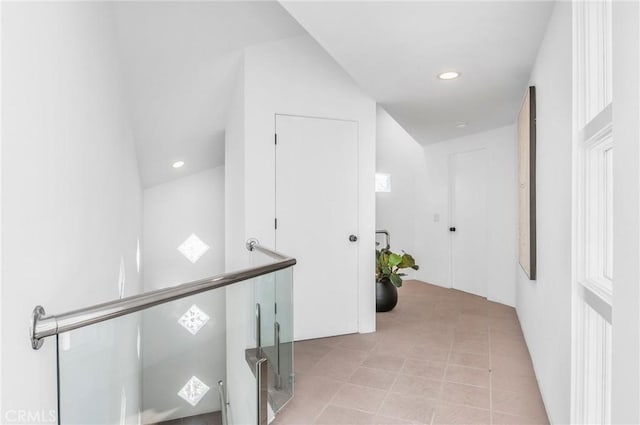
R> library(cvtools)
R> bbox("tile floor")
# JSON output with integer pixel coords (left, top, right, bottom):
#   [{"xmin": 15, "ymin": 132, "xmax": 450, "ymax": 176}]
[{"xmin": 274, "ymin": 280, "xmax": 549, "ymax": 425}]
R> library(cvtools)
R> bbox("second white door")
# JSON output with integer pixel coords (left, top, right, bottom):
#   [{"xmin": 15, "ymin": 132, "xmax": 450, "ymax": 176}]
[
  {"xmin": 275, "ymin": 115, "xmax": 359, "ymax": 341},
  {"xmin": 450, "ymin": 149, "xmax": 488, "ymax": 298}
]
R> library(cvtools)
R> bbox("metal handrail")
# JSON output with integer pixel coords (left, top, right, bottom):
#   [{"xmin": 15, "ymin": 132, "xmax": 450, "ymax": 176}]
[
  {"xmin": 29, "ymin": 239, "xmax": 295, "ymax": 350},
  {"xmin": 376, "ymin": 229, "xmax": 391, "ymax": 250}
]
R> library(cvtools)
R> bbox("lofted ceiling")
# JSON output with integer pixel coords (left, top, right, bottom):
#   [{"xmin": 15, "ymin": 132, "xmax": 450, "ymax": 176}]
[
  {"xmin": 113, "ymin": 1, "xmax": 554, "ymax": 187},
  {"xmin": 280, "ymin": 1, "xmax": 555, "ymax": 145},
  {"xmin": 112, "ymin": 2, "xmax": 305, "ymax": 188}
]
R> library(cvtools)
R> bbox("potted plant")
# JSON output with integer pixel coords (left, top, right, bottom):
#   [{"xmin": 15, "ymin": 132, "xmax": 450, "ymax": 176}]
[{"xmin": 375, "ymin": 248, "xmax": 419, "ymax": 312}]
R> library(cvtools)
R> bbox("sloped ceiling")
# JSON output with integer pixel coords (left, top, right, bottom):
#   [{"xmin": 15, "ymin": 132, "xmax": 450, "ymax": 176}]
[
  {"xmin": 281, "ymin": 1, "xmax": 554, "ymax": 145},
  {"xmin": 112, "ymin": 2, "xmax": 305, "ymax": 187},
  {"xmin": 113, "ymin": 1, "xmax": 555, "ymax": 188}
]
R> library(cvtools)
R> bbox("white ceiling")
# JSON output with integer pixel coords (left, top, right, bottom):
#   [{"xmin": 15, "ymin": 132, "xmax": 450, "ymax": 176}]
[
  {"xmin": 112, "ymin": 2, "xmax": 305, "ymax": 187},
  {"xmin": 113, "ymin": 1, "xmax": 554, "ymax": 186},
  {"xmin": 280, "ymin": 1, "xmax": 554, "ymax": 145}
]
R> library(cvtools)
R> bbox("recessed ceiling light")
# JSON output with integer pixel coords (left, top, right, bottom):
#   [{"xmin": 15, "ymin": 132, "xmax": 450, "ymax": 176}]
[
  {"xmin": 438, "ymin": 71, "xmax": 460, "ymax": 80},
  {"xmin": 456, "ymin": 122, "xmax": 468, "ymax": 128},
  {"xmin": 172, "ymin": 160, "xmax": 185, "ymax": 168}
]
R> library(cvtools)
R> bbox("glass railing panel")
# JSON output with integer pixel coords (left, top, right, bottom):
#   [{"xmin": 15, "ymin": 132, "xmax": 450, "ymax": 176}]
[
  {"xmin": 54, "ymin": 243, "xmax": 293, "ymax": 425},
  {"xmin": 252, "ymin": 253, "xmax": 294, "ymax": 414},
  {"xmin": 57, "ymin": 285, "xmax": 243, "ymax": 425},
  {"xmin": 56, "ymin": 312, "xmax": 143, "ymax": 425},
  {"xmin": 139, "ymin": 288, "xmax": 227, "ymax": 424},
  {"xmin": 273, "ymin": 266, "xmax": 294, "ymax": 411},
  {"xmin": 255, "ymin": 272, "xmax": 276, "ymax": 354},
  {"xmin": 225, "ymin": 277, "xmax": 261, "ymax": 425}
]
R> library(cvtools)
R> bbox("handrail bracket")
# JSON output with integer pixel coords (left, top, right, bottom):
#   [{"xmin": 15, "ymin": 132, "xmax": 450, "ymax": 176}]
[
  {"xmin": 246, "ymin": 238, "xmax": 259, "ymax": 251},
  {"xmin": 30, "ymin": 306, "xmax": 47, "ymax": 350}
]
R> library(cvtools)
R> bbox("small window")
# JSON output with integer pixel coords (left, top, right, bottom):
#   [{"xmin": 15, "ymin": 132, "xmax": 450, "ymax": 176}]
[{"xmin": 375, "ymin": 173, "xmax": 391, "ymax": 193}]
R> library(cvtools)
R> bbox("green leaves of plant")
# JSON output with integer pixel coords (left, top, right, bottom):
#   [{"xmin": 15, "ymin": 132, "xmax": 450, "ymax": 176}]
[
  {"xmin": 375, "ymin": 247, "xmax": 419, "ymax": 286},
  {"xmin": 398, "ymin": 252, "xmax": 420, "ymax": 270},
  {"xmin": 390, "ymin": 273, "xmax": 402, "ymax": 287},
  {"xmin": 398, "ymin": 253, "xmax": 413, "ymax": 268},
  {"xmin": 388, "ymin": 253, "xmax": 402, "ymax": 267}
]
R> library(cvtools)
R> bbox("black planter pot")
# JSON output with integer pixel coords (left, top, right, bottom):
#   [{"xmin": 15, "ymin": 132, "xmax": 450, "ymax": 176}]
[{"xmin": 376, "ymin": 278, "xmax": 398, "ymax": 312}]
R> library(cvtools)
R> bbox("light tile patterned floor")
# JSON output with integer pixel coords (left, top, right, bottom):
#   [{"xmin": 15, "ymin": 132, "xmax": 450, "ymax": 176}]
[{"xmin": 274, "ymin": 280, "xmax": 549, "ymax": 425}]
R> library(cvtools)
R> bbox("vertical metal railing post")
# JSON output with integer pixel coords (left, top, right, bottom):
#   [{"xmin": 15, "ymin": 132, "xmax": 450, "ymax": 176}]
[
  {"xmin": 256, "ymin": 358, "xmax": 268, "ymax": 425},
  {"xmin": 217, "ymin": 380, "xmax": 229, "ymax": 425},
  {"xmin": 255, "ymin": 303, "xmax": 262, "ymax": 358},
  {"xmin": 274, "ymin": 321, "xmax": 281, "ymax": 389}
]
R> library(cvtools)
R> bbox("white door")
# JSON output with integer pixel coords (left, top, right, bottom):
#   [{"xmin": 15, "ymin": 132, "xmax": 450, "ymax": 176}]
[
  {"xmin": 275, "ymin": 115, "xmax": 359, "ymax": 341},
  {"xmin": 449, "ymin": 149, "xmax": 488, "ymax": 297}
]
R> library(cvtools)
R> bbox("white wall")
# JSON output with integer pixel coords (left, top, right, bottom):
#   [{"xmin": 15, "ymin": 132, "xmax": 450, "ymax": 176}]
[
  {"xmin": 1, "ymin": 2, "xmax": 143, "ymax": 423},
  {"xmin": 143, "ymin": 167, "xmax": 225, "ymax": 290},
  {"xmin": 243, "ymin": 34, "xmax": 377, "ymax": 334},
  {"xmin": 611, "ymin": 1, "xmax": 640, "ymax": 423},
  {"xmin": 515, "ymin": 3, "xmax": 572, "ymax": 424},
  {"xmin": 224, "ymin": 61, "xmax": 258, "ymax": 425},
  {"xmin": 0, "ymin": 1, "xmax": 4, "ymax": 416},
  {"xmin": 375, "ymin": 106, "xmax": 426, "ymax": 279},
  {"xmin": 224, "ymin": 34, "xmax": 376, "ymax": 424},
  {"xmin": 415, "ymin": 125, "xmax": 518, "ymax": 306},
  {"xmin": 141, "ymin": 167, "xmax": 226, "ymax": 422}
]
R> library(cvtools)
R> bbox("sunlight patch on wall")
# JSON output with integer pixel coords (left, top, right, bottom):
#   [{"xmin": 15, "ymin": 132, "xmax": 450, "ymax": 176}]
[
  {"xmin": 177, "ymin": 234, "xmax": 210, "ymax": 263},
  {"xmin": 178, "ymin": 376, "xmax": 210, "ymax": 406},
  {"xmin": 120, "ymin": 387, "xmax": 127, "ymax": 425},
  {"xmin": 178, "ymin": 304, "xmax": 210, "ymax": 335},
  {"xmin": 136, "ymin": 326, "xmax": 141, "ymax": 360},
  {"xmin": 118, "ymin": 257, "xmax": 126, "ymax": 299},
  {"xmin": 136, "ymin": 239, "xmax": 141, "ymax": 274}
]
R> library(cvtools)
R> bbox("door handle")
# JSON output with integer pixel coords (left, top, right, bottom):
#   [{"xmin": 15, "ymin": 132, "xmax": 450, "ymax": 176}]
[
  {"xmin": 349, "ymin": 234, "xmax": 358, "ymax": 242},
  {"xmin": 449, "ymin": 227, "xmax": 456, "ymax": 232}
]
